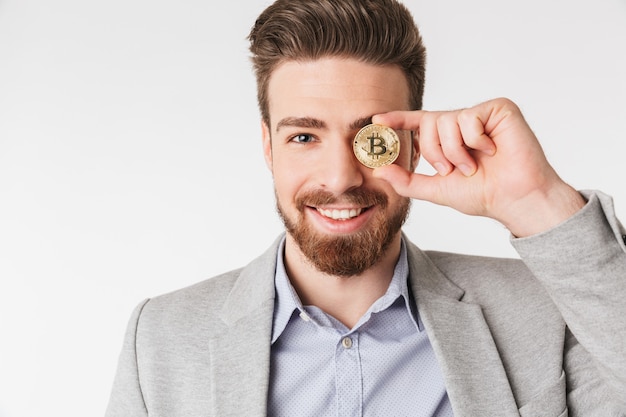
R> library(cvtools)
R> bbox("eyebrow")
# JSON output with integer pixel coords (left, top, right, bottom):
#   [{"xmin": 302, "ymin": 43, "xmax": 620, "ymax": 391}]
[
  {"xmin": 276, "ymin": 117, "xmax": 326, "ymax": 132},
  {"xmin": 275, "ymin": 115, "xmax": 373, "ymax": 132},
  {"xmin": 349, "ymin": 116, "xmax": 373, "ymax": 130}
]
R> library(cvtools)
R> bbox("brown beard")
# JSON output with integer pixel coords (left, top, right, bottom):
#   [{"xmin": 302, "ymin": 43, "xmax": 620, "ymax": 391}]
[{"xmin": 277, "ymin": 188, "xmax": 410, "ymax": 277}]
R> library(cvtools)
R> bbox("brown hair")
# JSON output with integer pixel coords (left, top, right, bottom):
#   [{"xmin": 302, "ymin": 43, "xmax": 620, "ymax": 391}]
[{"xmin": 248, "ymin": 0, "xmax": 427, "ymax": 124}]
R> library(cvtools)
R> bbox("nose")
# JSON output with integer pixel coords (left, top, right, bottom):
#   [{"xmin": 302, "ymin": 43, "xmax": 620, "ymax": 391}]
[{"xmin": 316, "ymin": 137, "xmax": 365, "ymax": 194}]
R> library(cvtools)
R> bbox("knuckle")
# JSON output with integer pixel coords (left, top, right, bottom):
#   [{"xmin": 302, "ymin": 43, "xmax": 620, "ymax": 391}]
[
  {"xmin": 492, "ymin": 97, "xmax": 520, "ymax": 113},
  {"xmin": 456, "ymin": 108, "xmax": 475, "ymax": 125}
]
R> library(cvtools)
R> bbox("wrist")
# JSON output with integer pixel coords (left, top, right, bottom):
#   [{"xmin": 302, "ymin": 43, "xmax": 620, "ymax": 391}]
[{"xmin": 501, "ymin": 183, "xmax": 586, "ymax": 238}]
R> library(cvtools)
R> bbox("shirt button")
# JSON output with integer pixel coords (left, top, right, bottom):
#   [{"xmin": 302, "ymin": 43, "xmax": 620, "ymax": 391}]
[{"xmin": 341, "ymin": 336, "xmax": 353, "ymax": 349}]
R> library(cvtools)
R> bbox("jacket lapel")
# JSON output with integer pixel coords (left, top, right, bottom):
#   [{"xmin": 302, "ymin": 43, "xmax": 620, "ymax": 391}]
[
  {"xmin": 206, "ymin": 235, "xmax": 522, "ymax": 416},
  {"xmin": 406, "ymin": 240, "xmax": 520, "ymax": 416},
  {"xmin": 209, "ymin": 238, "xmax": 281, "ymax": 417}
]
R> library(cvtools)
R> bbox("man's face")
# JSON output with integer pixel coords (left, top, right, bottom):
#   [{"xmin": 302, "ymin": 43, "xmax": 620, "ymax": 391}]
[{"xmin": 262, "ymin": 57, "xmax": 419, "ymax": 276}]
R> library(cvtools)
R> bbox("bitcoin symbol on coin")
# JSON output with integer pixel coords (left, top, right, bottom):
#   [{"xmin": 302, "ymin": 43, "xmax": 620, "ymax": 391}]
[
  {"xmin": 365, "ymin": 133, "xmax": 387, "ymax": 159},
  {"xmin": 353, "ymin": 124, "xmax": 400, "ymax": 168}
]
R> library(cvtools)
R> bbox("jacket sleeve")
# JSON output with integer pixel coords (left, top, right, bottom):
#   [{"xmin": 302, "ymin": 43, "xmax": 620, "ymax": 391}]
[
  {"xmin": 511, "ymin": 190, "xmax": 626, "ymax": 410},
  {"xmin": 105, "ymin": 299, "xmax": 151, "ymax": 417}
]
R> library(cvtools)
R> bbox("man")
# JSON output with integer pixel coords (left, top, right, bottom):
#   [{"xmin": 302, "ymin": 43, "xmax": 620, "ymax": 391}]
[{"xmin": 106, "ymin": 0, "xmax": 626, "ymax": 415}]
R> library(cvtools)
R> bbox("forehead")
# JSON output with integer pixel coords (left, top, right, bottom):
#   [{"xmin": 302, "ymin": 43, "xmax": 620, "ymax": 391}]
[{"xmin": 266, "ymin": 57, "xmax": 410, "ymax": 129}]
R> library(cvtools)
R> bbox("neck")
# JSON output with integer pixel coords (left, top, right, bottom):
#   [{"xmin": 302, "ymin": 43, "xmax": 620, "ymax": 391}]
[{"xmin": 283, "ymin": 233, "xmax": 402, "ymax": 329}]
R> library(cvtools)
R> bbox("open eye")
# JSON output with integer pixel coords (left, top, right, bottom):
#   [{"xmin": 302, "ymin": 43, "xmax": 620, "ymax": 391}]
[{"xmin": 290, "ymin": 134, "xmax": 315, "ymax": 144}]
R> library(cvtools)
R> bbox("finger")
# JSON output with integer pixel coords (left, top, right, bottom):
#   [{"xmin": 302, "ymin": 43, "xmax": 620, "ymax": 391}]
[
  {"xmin": 416, "ymin": 113, "xmax": 452, "ymax": 176},
  {"xmin": 373, "ymin": 164, "xmax": 455, "ymax": 207},
  {"xmin": 373, "ymin": 164, "xmax": 436, "ymax": 201},
  {"xmin": 457, "ymin": 109, "xmax": 497, "ymax": 156},
  {"xmin": 372, "ymin": 110, "xmax": 424, "ymax": 132},
  {"xmin": 437, "ymin": 115, "xmax": 477, "ymax": 176}
]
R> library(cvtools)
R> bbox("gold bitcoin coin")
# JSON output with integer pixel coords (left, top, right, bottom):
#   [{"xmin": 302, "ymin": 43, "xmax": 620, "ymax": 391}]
[{"xmin": 353, "ymin": 124, "xmax": 400, "ymax": 168}]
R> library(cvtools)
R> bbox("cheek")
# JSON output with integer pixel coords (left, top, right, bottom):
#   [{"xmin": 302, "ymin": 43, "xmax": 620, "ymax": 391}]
[
  {"xmin": 271, "ymin": 146, "xmax": 323, "ymax": 191},
  {"xmin": 272, "ymin": 160, "xmax": 305, "ymax": 201}
]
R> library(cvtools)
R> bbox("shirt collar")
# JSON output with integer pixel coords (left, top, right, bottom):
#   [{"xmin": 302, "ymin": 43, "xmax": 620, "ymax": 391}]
[
  {"xmin": 271, "ymin": 237, "xmax": 305, "ymax": 344},
  {"xmin": 271, "ymin": 236, "xmax": 421, "ymax": 344}
]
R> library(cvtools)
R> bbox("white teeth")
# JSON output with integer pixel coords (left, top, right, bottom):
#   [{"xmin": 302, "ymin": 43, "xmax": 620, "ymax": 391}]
[{"xmin": 318, "ymin": 208, "xmax": 362, "ymax": 220}]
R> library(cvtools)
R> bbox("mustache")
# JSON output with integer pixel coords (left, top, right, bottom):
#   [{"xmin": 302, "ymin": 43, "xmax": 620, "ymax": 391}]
[{"xmin": 295, "ymin": 188, "xmax": 388, "ymax": 211}]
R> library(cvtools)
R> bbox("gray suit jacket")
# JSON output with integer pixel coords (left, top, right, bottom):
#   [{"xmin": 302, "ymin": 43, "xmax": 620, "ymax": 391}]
[{"xmin": 106, "ymin": 191, "xmax": 626, "ymax": 416}]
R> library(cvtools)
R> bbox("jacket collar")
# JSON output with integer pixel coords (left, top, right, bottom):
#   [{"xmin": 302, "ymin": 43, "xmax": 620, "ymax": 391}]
[
  {"xmin": 209, "ymin": 236, "xmax": 281, "ymax": 416},
  {"xmin": 405, "ymin": 237, "xmax": 519, "ymax": 416},
  {"xmin": 210, "ymin": 234, "xmax": 520, "ymax": 416}
]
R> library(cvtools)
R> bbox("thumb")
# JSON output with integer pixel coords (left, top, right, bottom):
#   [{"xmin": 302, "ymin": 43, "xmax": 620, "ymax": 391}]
[{"xmin": 373, "ymin": 165, "xmax": 435, "ymax": 201}]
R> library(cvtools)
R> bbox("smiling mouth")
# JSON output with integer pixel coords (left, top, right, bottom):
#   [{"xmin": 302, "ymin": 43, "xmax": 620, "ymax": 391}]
[{"xmin": 316, "ymin": 207, "xmax": 365, "ymax": 220}]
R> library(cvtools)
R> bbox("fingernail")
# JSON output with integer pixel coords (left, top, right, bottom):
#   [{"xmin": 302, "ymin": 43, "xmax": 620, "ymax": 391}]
[
  {"xmin": 483, "ymin": 146, "xmax": 496, "ymax": 156},
  {"xmin": 459, "ymin": 164, "xmax": 475, "ymax": 176},
  {"xmin": 434, "ymin": 162, "xmax": 449, "ymax": 176}
]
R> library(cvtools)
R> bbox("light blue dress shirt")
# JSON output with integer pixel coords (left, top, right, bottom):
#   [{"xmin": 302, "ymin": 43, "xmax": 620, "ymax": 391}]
[{"xmin": 268, "ymin": 238, "xmax": 453, "ymax": 416}]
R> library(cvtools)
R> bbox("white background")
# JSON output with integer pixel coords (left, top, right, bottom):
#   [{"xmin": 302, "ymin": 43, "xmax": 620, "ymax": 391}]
[{"xmin": 0, "ymin": 0, "xmax": 624, "ymax": 415}]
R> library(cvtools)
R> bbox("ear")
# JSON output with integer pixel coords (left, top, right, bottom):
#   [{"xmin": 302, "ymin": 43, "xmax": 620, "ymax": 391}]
[
  {"xmin": 410, "ymin": 130, "xmax": 420, "ymax": 172},
  {"xmin": 261, "ymin": 120, "xmax": 273, "ymax": 172}
]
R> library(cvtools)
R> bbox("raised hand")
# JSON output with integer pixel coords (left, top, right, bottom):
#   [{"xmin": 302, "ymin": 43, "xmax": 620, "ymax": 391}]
[{"xmin": 372, "ymin": 98, "xmax": 585, "ymax": 237}]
